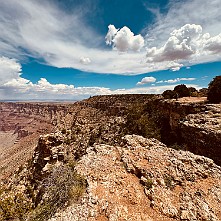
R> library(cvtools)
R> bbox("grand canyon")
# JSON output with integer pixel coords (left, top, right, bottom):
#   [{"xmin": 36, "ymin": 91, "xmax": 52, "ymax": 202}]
[{"xmin": 0, "ymin": 95, "xmax": 220, "ymax": 221}]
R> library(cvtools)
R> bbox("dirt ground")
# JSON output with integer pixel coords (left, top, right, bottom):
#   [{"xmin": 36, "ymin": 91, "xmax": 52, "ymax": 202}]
[{"xmin": 176, "ymin": 97, "xmax": 207, "ymax": 103}]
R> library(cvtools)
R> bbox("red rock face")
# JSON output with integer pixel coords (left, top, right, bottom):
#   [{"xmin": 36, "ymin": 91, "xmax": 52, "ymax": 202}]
[{"xmin": 0, "ymin": 102, "xmax": 68, "ymax": 180}]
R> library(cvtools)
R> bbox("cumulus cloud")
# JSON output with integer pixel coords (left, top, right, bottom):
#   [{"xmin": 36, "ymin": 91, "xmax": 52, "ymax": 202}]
[
  {"xmin": 0, "ymin": 1, "xmax": 149, "ymax": 75},
  {"xmin": 167, "ymin": 61, "xmax": 184, "ymax": 71},
  {"xmin": 113, "ymin": 84, "xmax": 200, "ymax": 95},
  {"xmin": 3, "ymin": 79, "xmax": 199, "ymax": 100},
  {"xmin": 142, "ymin": 0, "xmax": 221, "ymax": 70},
  {"xmin": 105, "ymin": 25, "xmax": 118, "ymax": 45},
  {"xmin": 105, "ymin": 25, "xmax": 145, "ymax": 52},
  {"xmin": 137, "ymin": 76, "xmax": 156, "ymax": 85},
  {"xmin": 0, "ymin": 57, "xmax": 21, "ymax": 84},
  {"xmin": 2, "ymin": 77, "xmax": 112, "ymax": 100},
  {"xmin": 146, "ymin": 24, "xmax": 202, "ymax": 62},
  {"xmin": 0, "ymin": 56, "xmax": 110, "ymax": 100},
  {"xmin": 146, "ymin": 0, "xmax": 221, "ymax": 46},
  {"xmin": 146, "ymin": 23, "xmax": 221, "ymax": 68},
  {"xmin": 203, "ymin": 34, "xmax": 221, "ymax": 54}
]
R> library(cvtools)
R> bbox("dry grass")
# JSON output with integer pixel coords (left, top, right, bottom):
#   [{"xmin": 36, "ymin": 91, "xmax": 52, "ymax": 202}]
[{"xmin": 27, "ymin": 163, "xmax": 87, "ymax": 221}]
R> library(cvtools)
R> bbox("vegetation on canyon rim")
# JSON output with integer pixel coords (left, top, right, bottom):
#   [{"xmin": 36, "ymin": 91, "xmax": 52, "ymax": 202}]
[
  {"xmin": 162, "ymin": 75, "xmax": 221, "ymax": 101},
  {"xmin": 0, "ymin": 162, "xmax": 87, "ymax": 221},
  {"xmin": 207, "ymin": 76, "xmax": 221, "ymax": 103}
]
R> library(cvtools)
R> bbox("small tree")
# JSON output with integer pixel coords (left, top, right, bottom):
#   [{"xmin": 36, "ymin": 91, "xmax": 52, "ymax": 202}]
[
  {"xmin": 162, "ymin": 90, "xmax": 177, "ymax": 99},
  {"xmin": 207, "ymin": 76, "xmax": 221, "ymax": 103},
  {"xmin": 188, "ymin": 87, "xmax": 197, "ymax": 96},
  {"xmin": 174, "ymin": 84, "xmax": 190, "ymax": 98},
  {"xmin": 198, "ymin": 88, "xmax": 208, "ymax": 97}
]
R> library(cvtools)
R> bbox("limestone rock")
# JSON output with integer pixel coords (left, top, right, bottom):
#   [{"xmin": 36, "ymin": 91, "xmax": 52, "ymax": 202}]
[{"xmin": 50, "ymin": 135, "xmax": 221, "ymax": 221}]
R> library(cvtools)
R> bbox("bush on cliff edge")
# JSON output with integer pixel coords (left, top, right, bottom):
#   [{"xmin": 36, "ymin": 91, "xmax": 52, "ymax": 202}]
[
  {"xmin": 207, "ymin": 76, "xmax": 221, "ymax": 103},
  {"xmin": 174, "ymin": 84, "xmax": 190, "ymax": 98}
]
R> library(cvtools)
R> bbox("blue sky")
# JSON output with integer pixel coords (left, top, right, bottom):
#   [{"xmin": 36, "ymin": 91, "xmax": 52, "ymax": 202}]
[{"xmin": 0, "ymin": 0, "xmax": 221, "ymax": 100}]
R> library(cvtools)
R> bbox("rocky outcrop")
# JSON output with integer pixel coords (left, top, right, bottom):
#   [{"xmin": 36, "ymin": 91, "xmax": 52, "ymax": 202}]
[
  {"xmin": 49, "ymin": 135, "xmax": 221, "ymax": 221},
  {"xmin": 4, "ymin": 133, "xmax": 219, "ymax": 221},
  {"xmin": 179, "ymin": 104, "xmax": 221, "ymax": 165},
  {"xmin": 32, "ymin": 132, "xmax": 69, "ymax": 179},
  {"xmin": 137, "ymin": 98, "xmax": 221, "ymax": 166}
]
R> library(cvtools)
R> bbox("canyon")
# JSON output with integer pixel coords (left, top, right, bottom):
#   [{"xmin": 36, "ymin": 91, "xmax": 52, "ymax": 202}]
[{"xmin": 0, "ymin": 95, "xmax": 220, "ymax": 221}]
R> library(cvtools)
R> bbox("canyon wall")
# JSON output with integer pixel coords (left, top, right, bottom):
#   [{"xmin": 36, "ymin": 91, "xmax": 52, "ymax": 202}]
[
  {"xmin": 79, "ymin": 95, "xmax": 221, "ymax": 165},
  {"xmin": 142, "ymin": 99, "xmax": 221, "ymax": 165},
  {"xmin": 0, "ymin": 102, "xmax": 76, "ymax": 180}
]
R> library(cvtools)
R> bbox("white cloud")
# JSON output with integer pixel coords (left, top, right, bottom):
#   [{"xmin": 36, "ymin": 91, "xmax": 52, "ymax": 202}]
[
  {"xmin": 80, "ymin": 57, "xmax": 91, "ymax": 65},
  {"xmin": 146, "ymin": 23, "xmax": 221, "ymax": 68},
  {"xmin": 204, "ymin": 34, "xmax": 221, "ymax": 54},
  {"xmin": 0, "ymin": 1, "xmax": 149, "ymax": 75},
  {"xmin": 145, "ymin": 0, "xmax": 221, "ymax": 46},
  {"xmin": 3, "ymin": 78, "xmax": 195, "ymax": 100},
  {"xmin": 2, "ymin": 77, "xmax": 112, "ymax": 100},
  {"xmin": 0, "ymin": 57, "xmax": 200, "ymax": 100},
  {"xmin": 167, "ymin": 61, "xmax": 184, "ymax": 71},
  {"xmin": 0, "ymin": 0, "xmax": 221, "ymax": 75},
  {"xmin": 105, "ymin": 25, "xmax": 118, "ymax": 45},
  {"xmin": 105, "ymin": 25, "xmax": 144, "ymax": 52},
  {"xmin": 0, "ymin": 57, "xmax": 110, "ymax": 100},
  {"xmin": 157, "ymin": 77, "xmax": 196, "ymax": 84},
  {"xmin": 146, "ymin": 24, "xmax": 202, "ymax": 62},
  {"xmin": 0, "ymin": 57, "xmax": 21, "ymax": 84},
  {"xmin": 137, "ymin": 76, "xmax": 156, "ymax": 85},
  {"xmin": 143, "ymin": 0, "xmax": 221, "ymax": 70},
  {"xmin": 113, "ymin": 84, "xmax": 200, "ymax": 95}
]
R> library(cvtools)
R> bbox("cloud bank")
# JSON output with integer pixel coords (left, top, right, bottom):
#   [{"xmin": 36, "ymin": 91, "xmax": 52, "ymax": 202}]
[
  {"xmin": 0, "ymin": 57, "xmax": 200, "ymax": 100},
  {"xmin": 0, "ymin": 0, "xmax": 149, "ymax": 75},
  {"xmin": 157, "ymin": 77, "xmax": 196, "ymax": 84}
]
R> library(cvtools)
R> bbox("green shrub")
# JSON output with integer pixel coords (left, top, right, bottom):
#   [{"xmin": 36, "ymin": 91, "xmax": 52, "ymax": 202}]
[
  {"xmin": 125, "ymin": 104, "xmax": 161, "ymax": 140},
  {"xmin": 164, "ymin": 175, "xmax": 173, "ymax": 189},
  {"xmin": 198, "ymin": 88, "xmax": 208, "ymax": 97},
  {"xmin": 0, "ymin": 190, "xmax": 33, "ymax": 221},
  {"xmin": 174, "ymin": 84, "xmax": 190, "ymax": 98},
  {"xmin": 162, "ymin": 90, "xmax": 177, "ymax": 99},
  {"xmin": 28, "ymin": 164, "xmax": 87, "ymax": 221},
  {"xmin": 207, "ymin": 76, "xmax": 221, "ymax": 103},
  {"xmin": 145, "ymin": 178, "xmax": 153, "ymax": 190},
  {"xmin": 188, "ymin": 87, "xmax": 198, "ymax": 96}
]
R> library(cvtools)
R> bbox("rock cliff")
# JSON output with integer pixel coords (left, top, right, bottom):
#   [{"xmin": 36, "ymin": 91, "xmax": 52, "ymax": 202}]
[
  {"xmin": 141, "ymin": 98, "xmax": 221, "ymax": 165},
  {"xmin": 180, "ymin": 104, "xmax": 221, "ymax": 165}
]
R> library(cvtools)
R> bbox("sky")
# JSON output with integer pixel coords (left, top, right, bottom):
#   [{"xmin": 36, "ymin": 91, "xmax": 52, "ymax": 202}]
[{"xmin": 0, "ymin": 0, "xmax": 221, "ymax": 100}]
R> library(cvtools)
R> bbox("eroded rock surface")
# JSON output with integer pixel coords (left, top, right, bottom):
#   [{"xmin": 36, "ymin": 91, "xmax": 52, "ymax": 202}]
[
  {"xmin": 180, "ymin": 104, "xmax": 221, "ymax": 164},
  {"xmin": 49, "ymin": 135, "xmax": 221, "ymax": 221}
]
